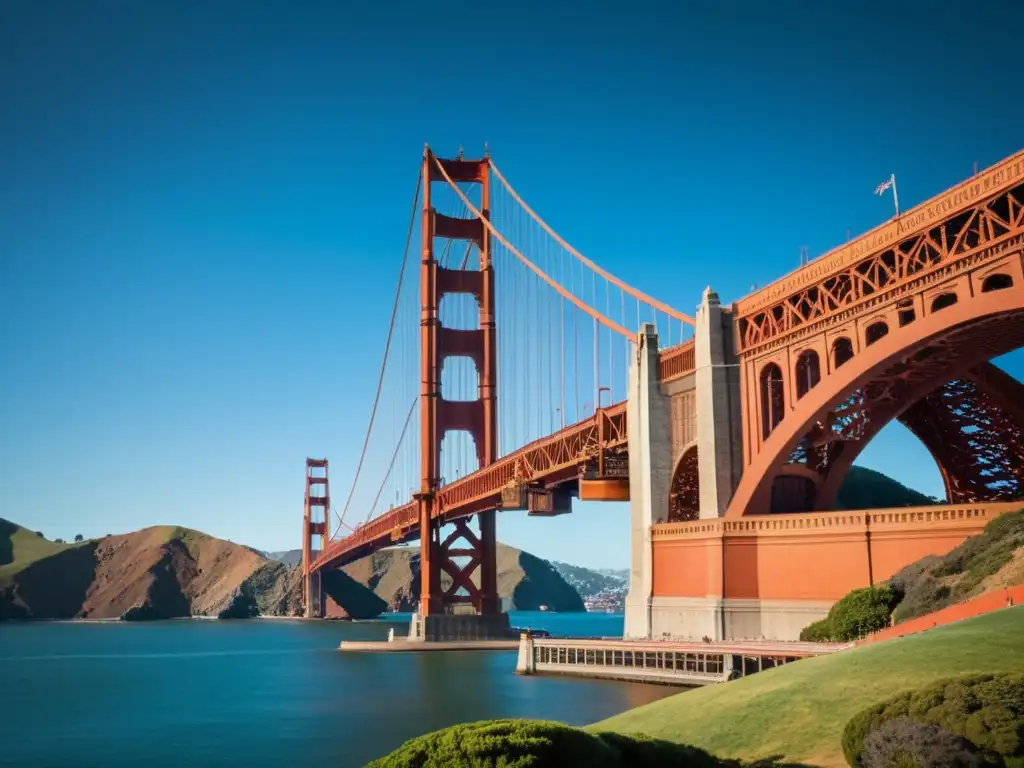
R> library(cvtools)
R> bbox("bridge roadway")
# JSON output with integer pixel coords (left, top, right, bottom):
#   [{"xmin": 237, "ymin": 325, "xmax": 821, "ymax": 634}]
[
  {"xmin": 310, "ymin": 341, "xmax": 697, "ymax": 575},
  {"xmin": 309, "ymin": 398, "xmax": 629, "ymax": 573},
  {"xmin": 308, "ymin": 340, "xmax": 699, "ymax": 576}
]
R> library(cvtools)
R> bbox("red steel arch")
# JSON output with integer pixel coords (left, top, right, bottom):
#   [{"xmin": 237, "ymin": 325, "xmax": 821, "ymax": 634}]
[
  {"xmin": 727, "ymin": 285, "xmax": 1024, "ymax": 517},
  {"xmin": 728, "ymin": 153, "xmax": 1024, "ymax": 517}
]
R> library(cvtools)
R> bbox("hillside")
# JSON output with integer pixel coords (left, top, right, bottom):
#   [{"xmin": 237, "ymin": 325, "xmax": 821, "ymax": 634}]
[
  {"xmin": 0, "ymin": 519, "xmax": 383, "ymax": 621},
  {"xmin": 550, "ymin": 560, "xmax": 627, "ymax": 610},
  {"xmin": 341, "ymin": 543, "xmax": 586, "ymax": 612},
  {"xmin": 834, "ymin": 465, "xmax": 934, "ymax": 509},
  {"xmin": 888, "ymin": 506, "xmax": 1024, "ymax": 623},
  {"xmin": 592, "ymin": 607, "xmax": 1024, "ymax": 765}
]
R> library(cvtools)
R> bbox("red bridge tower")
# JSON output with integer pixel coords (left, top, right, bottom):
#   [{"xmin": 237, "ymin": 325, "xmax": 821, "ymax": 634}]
[
  {"xmin": 301, "ymin": 458, "xmax": 329, "ymax": 618},
  {"xmin": 410, "ymin": 148, "xmax": 509, "ymax": 640}
]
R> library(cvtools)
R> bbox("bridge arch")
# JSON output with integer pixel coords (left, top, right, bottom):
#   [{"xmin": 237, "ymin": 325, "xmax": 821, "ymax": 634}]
[
  {"xmin": 727, "ymin": 280, "xmax": 1024, "ymax": 517},
  {"xmin": 668, "ymin": 443, "xmax": 699, "ymax": 522}
]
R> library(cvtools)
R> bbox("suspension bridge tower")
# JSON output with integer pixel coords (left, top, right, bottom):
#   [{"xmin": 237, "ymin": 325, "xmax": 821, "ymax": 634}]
[
  {"xmin": 301, "ymin": 458, "xmax": 330, "ymax": 618},
  {"xmin": 407, "ymin": 147, "xmax": 512, "ymax": 641}
]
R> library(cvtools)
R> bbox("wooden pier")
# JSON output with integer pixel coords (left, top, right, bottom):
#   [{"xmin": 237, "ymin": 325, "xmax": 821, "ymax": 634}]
[{"xmin": 515, "ymin": 634, "xmax": 847, "ymax": 686}]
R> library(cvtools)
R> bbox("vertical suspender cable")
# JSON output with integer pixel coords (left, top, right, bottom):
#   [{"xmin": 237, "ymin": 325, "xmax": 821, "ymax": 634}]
[{"xmin": 335, "ymin": 164, "xmax": 422, "ymax": 537}]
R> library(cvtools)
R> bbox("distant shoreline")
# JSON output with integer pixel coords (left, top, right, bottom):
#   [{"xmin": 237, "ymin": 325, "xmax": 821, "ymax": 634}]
[{"xmin": 0, "ymin": 613, "xmax": 407, "ymax": 624}]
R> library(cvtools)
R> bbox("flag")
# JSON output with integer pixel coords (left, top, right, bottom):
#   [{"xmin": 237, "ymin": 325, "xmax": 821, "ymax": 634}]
[{"xmin": 875, "ymin": 177, "xmax": 894, "ymax": 195}]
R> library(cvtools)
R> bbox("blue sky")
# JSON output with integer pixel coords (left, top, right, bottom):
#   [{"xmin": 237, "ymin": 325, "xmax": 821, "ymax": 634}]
[{"xmin": 2, "ymin": 1, "xmax": 1022, "ymax": 568}]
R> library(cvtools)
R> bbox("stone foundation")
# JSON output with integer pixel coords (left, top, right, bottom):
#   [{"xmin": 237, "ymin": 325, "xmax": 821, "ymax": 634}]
[
  {"xmin": 406, "ymin": 612, "xmax": 513, "ymax": 642},
  {"xmin": 641, "ymin": 597, "xmax": 832, "ymax": 642}
]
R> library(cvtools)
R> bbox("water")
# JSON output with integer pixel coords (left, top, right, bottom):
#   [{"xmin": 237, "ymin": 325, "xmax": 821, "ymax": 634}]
[{"xmin": 0, "ymin": 612, "xmax": 680, "ymax": 767}]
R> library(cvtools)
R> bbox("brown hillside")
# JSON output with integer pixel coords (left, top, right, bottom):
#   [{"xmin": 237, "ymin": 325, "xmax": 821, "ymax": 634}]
[
  {"xmin": 0, "ymin": 520, "xmax": 382, "ymax": 621},
  {"xmin": 342, "ymin": 542, "xmax": 585, "ymax": 612}
]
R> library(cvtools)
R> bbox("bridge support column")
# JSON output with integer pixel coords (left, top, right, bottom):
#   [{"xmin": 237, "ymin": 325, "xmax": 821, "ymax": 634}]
[
  {"xmin": 301, "ymin": 458, "xmax": 329, "ymax": 619},
  {"xmin": 624, "ymin": 323, "xmax": 672, "ymax": 639},
  {"xmin": 406, "ymin": 148, "xmax": 510, "ymax": 642},
  {"xmin": 695, "ymin": 287, "xmax": 742, "ymax": 518}
]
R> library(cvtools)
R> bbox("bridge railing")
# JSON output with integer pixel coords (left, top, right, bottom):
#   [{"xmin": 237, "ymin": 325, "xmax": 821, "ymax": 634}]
[
  {"xmin": 658, "ymin": 340, "xmax": 696, "ymax": 383},
  {"xmin": 651, "ymin": 501, "xmax": 1022, "ymax": 540}
]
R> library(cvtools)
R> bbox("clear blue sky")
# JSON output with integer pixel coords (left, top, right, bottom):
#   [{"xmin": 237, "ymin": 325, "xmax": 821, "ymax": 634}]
[{"xmin": 2, "ymin": 1, "xmax": 1022, "ymax": 568}]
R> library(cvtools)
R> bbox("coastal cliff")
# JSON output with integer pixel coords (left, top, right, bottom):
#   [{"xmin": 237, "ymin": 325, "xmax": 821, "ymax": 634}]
[
  {"xmin": 337, "ymin": 542, "xmax": 586, "ymax": 613},
  {"xmin": 0, "ymin": 520, "xmax": 385, "ymax": 621},
  {"xmin": 0, "ymin": 519, "xmax": 583, "ymax": 620}
]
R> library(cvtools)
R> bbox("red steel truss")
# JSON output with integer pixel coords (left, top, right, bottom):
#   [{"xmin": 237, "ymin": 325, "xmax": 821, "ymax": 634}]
[
  {"xmin": 900, "ymin": 365, "xmax": 1024, "ymax": 504},
  {"xmin": 736, "ymin": 152, "xmax": 1024, "ymax": 353},
  {"xmin": 310, "ymin": 402, "xmax": 628, "ymax": 574},
  {"xmin": 728, "ymin": 150, "xmax": 1024, "ymax": 517}
]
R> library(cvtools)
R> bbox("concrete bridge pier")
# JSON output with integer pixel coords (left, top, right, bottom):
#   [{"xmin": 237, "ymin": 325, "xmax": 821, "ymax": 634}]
[{"xmin": 624, "ymin": 288, "xmax": 743, "ymax": 641}]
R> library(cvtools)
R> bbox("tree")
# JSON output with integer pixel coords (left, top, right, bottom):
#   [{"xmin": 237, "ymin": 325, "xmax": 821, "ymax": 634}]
[
  {"xmin": 35, "ymin": 531, "xmax": 43, "ymax": 538},
  {"xmin": 54, "ymin": 538, "xmax": 65, "ymax": 544},
  {"xmin": 74, "ymin": 534, "xmax": 84, "ymax": 542}
]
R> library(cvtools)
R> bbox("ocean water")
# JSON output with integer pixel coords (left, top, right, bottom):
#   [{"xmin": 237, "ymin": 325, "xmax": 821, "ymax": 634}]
[{"xmin": 0, "ymin": 612, "xmax": 680, "ymax": 767}]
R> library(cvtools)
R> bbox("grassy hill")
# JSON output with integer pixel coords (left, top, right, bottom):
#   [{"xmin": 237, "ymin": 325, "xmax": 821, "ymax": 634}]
[
  {"xmin": 591, "ymin": 607, "xmax": 1024, "ymax": 766},
  {"xmin": 834, "ymin": 466, "xmax": 934, "ymax": 510}
]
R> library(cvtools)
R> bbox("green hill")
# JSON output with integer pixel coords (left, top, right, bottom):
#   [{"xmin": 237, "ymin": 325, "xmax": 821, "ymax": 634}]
[
  {"xmin": 834, "ymin": 466, "xmax": 934, "ymax": 510},
  {"xmin": 888, "ymin": 507, "xmax": 1024, "ymax": 622},
  {"xmin": 591, "ymin": 607, "xmax": 1024, "ymax": 766}
]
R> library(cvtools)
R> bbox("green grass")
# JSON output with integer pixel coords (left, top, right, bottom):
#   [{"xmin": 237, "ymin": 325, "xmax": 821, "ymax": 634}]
[
  {"xmin": 0, "ymin": 518, "xmax": 84, "ymax": 582},
  {"xmin": 590, "ymin": 607, "xmax": 1024, "ymax": 767}
]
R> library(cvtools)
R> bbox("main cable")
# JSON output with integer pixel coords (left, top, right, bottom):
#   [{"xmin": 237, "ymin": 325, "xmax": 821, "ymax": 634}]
[{"xmin": 334, "ymin": 161, "xmax": 423, "ymax": 538}]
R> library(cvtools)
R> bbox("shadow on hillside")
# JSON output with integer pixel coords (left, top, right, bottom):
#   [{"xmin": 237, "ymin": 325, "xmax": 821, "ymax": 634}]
[
  {"xmin": 322, "ymin": 568, "xmax": 388, "ymax": 618},
  {"xmin": 513, "ymin": 550, "xmax": 586, "ymax": 612},
  {"xmin": 591, "ymin": 733, "xmax": 819, "ymax": 768},
  {"xmin": 0, "ymin": 518, "xmax": 16, "ymax": 567},
  {"xmin": 6, "ymin": 542, "xmax": 100, "ymax": 618}
]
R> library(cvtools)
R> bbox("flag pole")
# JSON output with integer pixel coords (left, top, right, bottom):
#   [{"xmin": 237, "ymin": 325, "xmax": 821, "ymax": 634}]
[{"xmin": 890, "ymin": 173, "xmax": 900, "ymax": 218}]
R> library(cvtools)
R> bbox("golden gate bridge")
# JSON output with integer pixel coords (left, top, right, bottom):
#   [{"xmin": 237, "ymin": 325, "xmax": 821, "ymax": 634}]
[{"xmin": 301, "ymin": 146, "xmax": 1024, "ymax": 641}]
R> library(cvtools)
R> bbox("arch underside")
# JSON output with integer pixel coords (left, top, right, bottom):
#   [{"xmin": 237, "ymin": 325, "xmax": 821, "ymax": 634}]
[
  {"xmin": 669, "ymin": 446, "xmax": 699, "ymax": 522},
  {"xmin": 765, "ymin": 310, "xmax": 1024, "ymax": 513}
]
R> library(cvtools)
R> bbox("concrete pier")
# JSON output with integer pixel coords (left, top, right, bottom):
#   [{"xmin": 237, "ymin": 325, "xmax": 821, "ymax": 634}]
[
  {"xmin": 405, "ymin": 611, "xmax": 513, "ymax": 642},
  {"xmin": 340, "ymin": 639, "xmax": 519, "ymax": 652},
  {"xmin": 515, "ymin": 634, "xmax": 846, "ymax": 686}
]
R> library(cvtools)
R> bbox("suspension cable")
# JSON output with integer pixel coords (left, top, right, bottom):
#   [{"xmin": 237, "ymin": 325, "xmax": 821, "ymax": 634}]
[
  {"xmin": 334, "ymin": 161, "xmax": 423, "ymax": 538},
  {"xmin": 365, "ymin": 397, "xmax": 418, "ymax": 522},
  {"xmin": 433, "ymin": 156, "xmax": 634, "ymax": 340},
  {"xmin": 489, "ymin": 160, "xmax": 694, "ymax": 326}
]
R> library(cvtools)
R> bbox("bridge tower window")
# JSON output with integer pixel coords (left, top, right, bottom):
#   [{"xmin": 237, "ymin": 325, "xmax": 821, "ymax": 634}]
[
  {"xmin": 982, "ymin": 274, "xmax": 1013, "ymax": 293},
  {"xmin": 865, "ymin": 321, "xmax": 889, "ymax": 346},
  {"xmin": 831, "ymin": 337, "xmax": 854, "ymax": 369},
  {"xmin": 930, "ymin": 293, "xmax": 958, "ymax": 312},
  {"xmin": 760, "ymin": 363, "xmax": 785, "ymax": 439},
  {"xmin": 795, "ymin": 350, "xmax": 821, "ymax": 400}
]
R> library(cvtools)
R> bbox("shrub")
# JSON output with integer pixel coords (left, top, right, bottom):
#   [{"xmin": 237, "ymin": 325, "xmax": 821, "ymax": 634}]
[
  {"xmin": 799, "ymin": 617, "xmax": 833, "ymax": 642},
  {"xmin": 860, "ymin": 717, "xmax": 995, "ymax": 767},
  {"xmin": 367, "ymin": 719, "xmax": 732, "ymax": 767},
  {"xmin": 842, "ymin": 673, "xmax": 1024, "ymax": 766},
  {"xmin": 799, "ymin": 584, "xmax": 897, "ymax": 642}
]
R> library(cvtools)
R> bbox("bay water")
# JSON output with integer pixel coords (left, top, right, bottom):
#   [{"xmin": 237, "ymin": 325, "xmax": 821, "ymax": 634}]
[{"xmin": 0, "ymin": 612, "xmax": 680, "ymax": 767}]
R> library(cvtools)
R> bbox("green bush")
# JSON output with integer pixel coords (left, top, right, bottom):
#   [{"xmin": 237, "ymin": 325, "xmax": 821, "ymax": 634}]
[
  {"xmin": 860, "ymin": 718, "xmax": 995, "ymax": 767},
  {"xmin": 799, "ymin": 584, "xmax": 898, "ymax": 642},
  {"xmin": 367, "ymin": 719, "xmax": 733, "ymax": 767},
  {"xmin": 841, "ymin": 673, "xmax": 1024, "ymax": 766}
]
